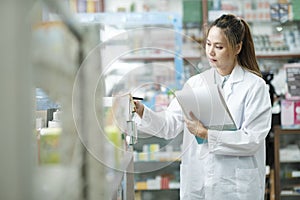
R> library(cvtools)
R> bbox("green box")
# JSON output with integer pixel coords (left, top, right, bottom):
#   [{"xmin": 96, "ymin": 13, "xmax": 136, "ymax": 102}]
[
  {"xmin": 183, "ymin": 0, "xmax": 203, "ymax": 23},
  {"xmin": 183, "ymin": 0, "xmax": 213, "ymax": 24},
  {"xmin": 292, "ymin": 0, "xmax": 300, "ymax": 21}
]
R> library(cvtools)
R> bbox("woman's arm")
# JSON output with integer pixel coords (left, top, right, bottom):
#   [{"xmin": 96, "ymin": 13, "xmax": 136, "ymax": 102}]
[
  {"xmin": 135, "ymin": 98, "xmax": 185, "ymax": 140},
  {"xmin": 207, "ymin": 80, "xmax": 272, "ymax": 156}
]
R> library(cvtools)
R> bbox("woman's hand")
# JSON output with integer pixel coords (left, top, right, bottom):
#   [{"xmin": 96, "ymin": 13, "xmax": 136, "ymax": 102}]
[
  {"xmin": 134, "ymin": 100, "xmax": 144, "ymax": 118},
  {"xmin": 185, "ymin": 112, "xmax": 208, "ymax": 139}
]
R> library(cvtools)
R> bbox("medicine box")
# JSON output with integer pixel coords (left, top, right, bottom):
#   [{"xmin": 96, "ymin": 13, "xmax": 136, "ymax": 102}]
[{"xmin": 281, "ymin": 99, "xmax": 300, "ymax": 129}]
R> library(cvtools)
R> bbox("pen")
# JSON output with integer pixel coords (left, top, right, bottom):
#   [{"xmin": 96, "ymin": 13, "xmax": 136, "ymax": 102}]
[{"xmin": 132, "ymin": 97, "xmax": 144, "ymax": 100}]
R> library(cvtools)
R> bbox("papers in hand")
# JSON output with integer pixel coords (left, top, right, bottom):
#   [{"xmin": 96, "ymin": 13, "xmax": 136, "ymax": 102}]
[{"xmin": 174, "ymin": 84, "xmax": 237, "ymax": 143}]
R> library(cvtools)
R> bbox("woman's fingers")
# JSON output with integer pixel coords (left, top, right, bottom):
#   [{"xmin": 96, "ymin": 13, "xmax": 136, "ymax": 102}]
[
  {"xmin": 189, "ymin": 111, "xmax": 198, "ymax": 121},
  {"xmin": 134, "ymin": 101, "xmax": 144, "ymax": 118},
  {"xmin": 185, "ymin": 113, "xmax": 208, "ymax": 139}
]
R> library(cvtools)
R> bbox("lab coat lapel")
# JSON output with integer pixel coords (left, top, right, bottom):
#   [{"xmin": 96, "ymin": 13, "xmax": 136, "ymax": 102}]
[
  {"xmin": 223, "ymin": 83, "xmax": 232, "ymax": 101},
  {"xmin": 223, "ymin": 66, "xmax": 244, "ymax": 101}
]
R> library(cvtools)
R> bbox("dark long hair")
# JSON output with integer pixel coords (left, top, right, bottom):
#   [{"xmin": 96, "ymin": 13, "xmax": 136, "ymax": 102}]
[{"xmin": 206, "ymin": 14, "xmax": 262, "ymax": 77}]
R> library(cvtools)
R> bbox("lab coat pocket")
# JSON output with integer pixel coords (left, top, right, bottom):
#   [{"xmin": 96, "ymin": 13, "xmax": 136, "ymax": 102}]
[
  {"xmin": 236, "ymin": 168, "xmax": 263, "ymax": 200},
  {"xmin": 210, "ymin": 176, "xmax": 237, "ymax": 200}
]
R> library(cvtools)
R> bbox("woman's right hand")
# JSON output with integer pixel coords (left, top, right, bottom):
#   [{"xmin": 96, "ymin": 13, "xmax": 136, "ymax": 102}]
[
  {"xmin": 185, "ymin": 111, "xmax": 208, "ymax": 139},
  {"xmin": 134, "ymin": 101, "xmax": 144, "ymax": 118}
]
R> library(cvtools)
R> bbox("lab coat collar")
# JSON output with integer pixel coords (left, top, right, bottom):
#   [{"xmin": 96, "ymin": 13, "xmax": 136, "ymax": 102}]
[
  {"xmin": 228, "ymin": 65, "xmax": 244, "ymax": 84},
  {"xmin": 223, "ymin": 65, "xmax": 245, "ymax": 100}
]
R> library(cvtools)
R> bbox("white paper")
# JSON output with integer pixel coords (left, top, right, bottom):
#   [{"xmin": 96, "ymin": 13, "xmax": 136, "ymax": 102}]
[
  {"xmin": 174, "ymin": 84, "xmax": 236, "ymax": 131},
  {"xmin": 111, "ymin": 93, "xmax": 131, "ymax": 132}
]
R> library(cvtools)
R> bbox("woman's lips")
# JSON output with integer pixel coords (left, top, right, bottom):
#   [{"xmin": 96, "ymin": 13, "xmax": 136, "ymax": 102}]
[{"xmin": 209, "ymin": 58, "xmax": 217, "ymax": 62}]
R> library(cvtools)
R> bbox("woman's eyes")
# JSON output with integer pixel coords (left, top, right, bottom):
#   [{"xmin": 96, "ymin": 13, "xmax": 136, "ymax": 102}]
[{"xmin": 206, "ymin": 42, "xmax": 223, "ymax": 50}]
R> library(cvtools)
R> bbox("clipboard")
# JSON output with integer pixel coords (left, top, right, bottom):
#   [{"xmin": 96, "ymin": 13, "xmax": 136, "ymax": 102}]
[{"xmin": 174, "ymin": 84, "xmax": 237, "ymax": 144}]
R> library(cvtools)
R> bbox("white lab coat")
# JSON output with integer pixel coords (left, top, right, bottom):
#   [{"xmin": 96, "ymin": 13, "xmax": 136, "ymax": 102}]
[{"xmin": 137, "ymin": 66, "xmax": 272, "ymax": 200}]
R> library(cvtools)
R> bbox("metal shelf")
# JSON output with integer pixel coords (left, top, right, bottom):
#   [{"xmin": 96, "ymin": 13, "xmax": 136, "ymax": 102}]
[
  {"xmin": 256, "ymin": 51, "xmax": 300, "ymax": 59},
  {"xmin": 274, "ymin": 126, "xmax": 300, "ymax": 200},
  {"xmin": 134, "ymin": 160, "xmax": 180, "ymax": 173}
]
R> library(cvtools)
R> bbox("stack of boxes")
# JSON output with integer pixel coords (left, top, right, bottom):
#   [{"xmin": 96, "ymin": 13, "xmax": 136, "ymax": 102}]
[
  {"xmin": 244, "ymin": 0, "xmax": 272, "ymax": 22},
  {"xmin": 281, "ymin": 63, "xmax": 300, "ymax": 129}
]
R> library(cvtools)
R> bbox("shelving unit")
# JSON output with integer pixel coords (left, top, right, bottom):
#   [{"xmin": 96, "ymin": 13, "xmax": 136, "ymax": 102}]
[
  {"xmin": 32, "ymin": 1, "xmax": 135, "ymax": 199},
  {"xmin": 134, "ymin": 160, "xmax": 181, "ymax": 199},
  {"xmin": 75, "ymin": 11, "xmax": 188, "ymax": 200},
  {"xmin": 133, "ymin": 133, "xmax": 182, "ymax": 199},
  {"xmin": 134, "ymin": 160, "xmax": 181, "ymax": 192},
  {"xmin": 274, "ymin": 126, "xmax": 300, "ymax": 200}
]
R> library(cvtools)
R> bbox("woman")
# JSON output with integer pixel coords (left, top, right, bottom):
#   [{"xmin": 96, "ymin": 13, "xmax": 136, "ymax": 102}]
[{"xmin": 134, "ymin": 14, "xmax": 271, "ymax": 200}]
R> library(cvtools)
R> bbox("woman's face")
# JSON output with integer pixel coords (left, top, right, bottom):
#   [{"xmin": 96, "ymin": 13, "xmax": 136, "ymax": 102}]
[{"xmin": 205, "ymin": 26, "xmax": 238, "ymax": 75}]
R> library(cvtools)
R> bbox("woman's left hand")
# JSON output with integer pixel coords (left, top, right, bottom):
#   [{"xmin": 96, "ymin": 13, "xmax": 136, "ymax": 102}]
[{"xmin": 185, "ymin": 111, "xmax": 208, "ymax": 139}]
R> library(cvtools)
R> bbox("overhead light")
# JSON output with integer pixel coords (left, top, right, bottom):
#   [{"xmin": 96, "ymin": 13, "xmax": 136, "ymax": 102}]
[{"xmin": 276, "ymin": 26, "xmax": 283, "ymax": 32}]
